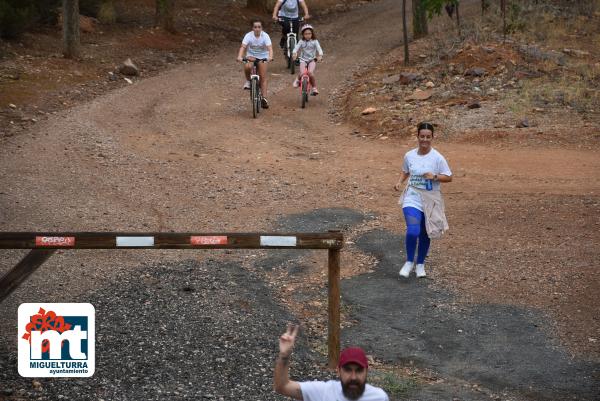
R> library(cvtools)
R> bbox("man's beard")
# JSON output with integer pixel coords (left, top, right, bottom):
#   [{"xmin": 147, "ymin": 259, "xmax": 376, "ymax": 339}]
[{"xmin": 341, "ymin": 379, "xmax": 366, "ymax": 400}]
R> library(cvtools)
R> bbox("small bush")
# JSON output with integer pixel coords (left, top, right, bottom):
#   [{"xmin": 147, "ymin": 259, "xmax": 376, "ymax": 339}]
[
  {"xmin": 370, "ymin": 370, "xmax": 418, "ymax": 398},
  {"xmin": 98, "ymin": 1, "xmax": 116, "ymax": 24},
  {"xmin": 506, "ymin": 1, "xmax": 527, "ymax": 33}
]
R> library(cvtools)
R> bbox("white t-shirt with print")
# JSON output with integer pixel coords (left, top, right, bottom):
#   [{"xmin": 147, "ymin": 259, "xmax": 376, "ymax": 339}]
[
  {"xmin": 278, "ymin": 0, "xmax": 304, "ymax": 18},
  {"xmin": 242, "ymin": 31, "xmax": 272, "ymax": 59},
  {"xmin": 299, "ymin": 380, "xmax": 389, "ymax": 401},
  {"xmin": 401, "ymin": 148, "xmax": 452, "ymax": 211}
]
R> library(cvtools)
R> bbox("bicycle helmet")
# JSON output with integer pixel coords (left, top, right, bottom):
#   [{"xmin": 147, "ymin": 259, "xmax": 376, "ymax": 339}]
[{"xmin": 300, "ymin": 24, "xmax": 314, "ymax": 34}]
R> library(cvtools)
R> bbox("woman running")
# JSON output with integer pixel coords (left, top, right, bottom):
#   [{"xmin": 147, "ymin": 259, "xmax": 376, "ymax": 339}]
[{"xmin": 394, "ymin": 122, "xmax": 453, "ymax": 278}]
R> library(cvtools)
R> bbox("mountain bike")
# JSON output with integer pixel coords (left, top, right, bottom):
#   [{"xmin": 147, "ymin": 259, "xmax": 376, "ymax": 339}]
[
  {"xmin": 242, "ymin": 58, "xmax": 268, "ymax": 118},
  {"xmin": 278, "ymin": 17, "xmax": 303, "ymax": 75},
  {"xmin": 299, "ymin": 58, "xmax": 317, "ymax": 109}
]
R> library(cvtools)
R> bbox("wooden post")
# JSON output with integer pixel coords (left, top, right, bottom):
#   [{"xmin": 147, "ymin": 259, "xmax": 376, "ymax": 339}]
[
  {"xmin": 63, "ymin": 0, "xmax": 80, "ymax": 58},
  {"xmin": 327, "ymin": 247, "xmax": 340, "ymax": 369},
  {"xmin": 0, "ymin": 250, "xmax": 55, "ymax": 303}
]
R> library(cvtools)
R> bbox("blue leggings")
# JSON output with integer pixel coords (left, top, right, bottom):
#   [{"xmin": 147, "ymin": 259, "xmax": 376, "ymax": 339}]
[{"xmin": 403, "ymin": 207, "xmax": 430, "ymax": 264}]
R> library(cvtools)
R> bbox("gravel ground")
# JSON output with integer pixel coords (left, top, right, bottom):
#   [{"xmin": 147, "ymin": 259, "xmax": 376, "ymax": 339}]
[
  {"xmin": 0, "ymin": 259, "xmax": 333, "ymax": 400},
  {"xmin": 342, "ymin": 229, "xmax": 600, "ymax": 401}
]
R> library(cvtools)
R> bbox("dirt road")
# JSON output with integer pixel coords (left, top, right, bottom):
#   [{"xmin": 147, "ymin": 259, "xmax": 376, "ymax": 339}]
[{"xmin": 1, "ymin": 0, "xmax": 599, "ymax": 399}]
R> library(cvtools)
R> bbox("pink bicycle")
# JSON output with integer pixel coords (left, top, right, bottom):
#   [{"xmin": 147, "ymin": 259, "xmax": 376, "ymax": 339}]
[{"xmin": 299, "ymin": 58, "xmax": 317, "ymax": 109}]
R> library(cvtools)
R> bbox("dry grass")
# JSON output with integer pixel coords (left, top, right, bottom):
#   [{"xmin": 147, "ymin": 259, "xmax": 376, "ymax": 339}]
[
  {"xmin": 510, "ymin": 0, "xmax": 600, "ymax": 49},
  {"xmin": 469, "ymin": 0, "xmax": 600, "ymax": 115},
  {"xmin": 509, "ymin": 71, "xmax": 600, "ymax": 114}
]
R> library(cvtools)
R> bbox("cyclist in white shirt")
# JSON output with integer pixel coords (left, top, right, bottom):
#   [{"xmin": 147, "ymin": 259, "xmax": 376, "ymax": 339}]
[
  {"xmin": 272, "ymin": 0, "xmax": 311, "ymax": 49},
  {"xmin": 274, "ymin": 324, "xmax": 389, "ymax": 401},
  {"xmin": 237, "ymin": 19, "xmax": 274, "ymax": 108}
]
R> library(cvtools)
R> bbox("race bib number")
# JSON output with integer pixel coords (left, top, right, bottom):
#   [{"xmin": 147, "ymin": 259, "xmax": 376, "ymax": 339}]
[{"xmin": 409, "ymin": 174, "xmax": 427, "ymax": 189}]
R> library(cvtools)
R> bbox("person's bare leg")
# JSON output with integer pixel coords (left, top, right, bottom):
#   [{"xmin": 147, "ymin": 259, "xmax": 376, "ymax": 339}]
[
  {"xmin": 258, "ymin": 62, "xmax": 268, "ymax": 97},
  {"xmin": 244, "ymin": 63, "xmax": 251, "ymax": 81},
  {"xmin": 309, "ymin": 63, "xmax": 318, "ymax": 93},
  {"xmin": 299, "ymin": 61, "xmax": 307, "ymax": 82}
]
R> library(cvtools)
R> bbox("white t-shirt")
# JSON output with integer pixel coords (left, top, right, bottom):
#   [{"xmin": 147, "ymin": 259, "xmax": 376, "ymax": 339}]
[
  {"xmin": 278, "ymin": 0, "xmax": 304, "ymax": 18},
  {"xmin": 299, "ymin": 380, "xmax": 389, "ymax": 401},
  {"xmin": 242, "ymin": 31, "xmax": 272, "ymax": 59},
  {"xmin": 401, "ymin": 148, "xmax": 452, "ymax": 211},
  {"xmin": 293, "ymin": 39, "xmax": 323, "ymax": 62}
]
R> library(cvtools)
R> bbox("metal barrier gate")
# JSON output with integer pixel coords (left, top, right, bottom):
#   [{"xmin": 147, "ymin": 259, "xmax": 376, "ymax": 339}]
[{"xmin": 0, "ymin": 231, "xmax": 343, "ymax": 368}]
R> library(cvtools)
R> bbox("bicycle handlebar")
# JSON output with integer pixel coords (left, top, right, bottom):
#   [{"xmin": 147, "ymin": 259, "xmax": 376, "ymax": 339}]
[
  {"xmin": 277, "ymin": 17, "xmax": 304, "ymax": 22},
  {"xmin": 241, "ymin": 58, "xmax": 269, "ymax": 63},
  {"xmin": 296, "ymin": 58, "xmax": 319, "ymax": 63}
]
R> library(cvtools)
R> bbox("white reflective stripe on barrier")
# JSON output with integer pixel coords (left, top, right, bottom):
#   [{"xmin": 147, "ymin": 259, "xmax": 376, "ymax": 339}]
[
  {"xmin": 116, "ymin": 237, "xmax": 155, "ymax": 247},
  {"xmin": 259, "ymin": 236, "xmax": 297, "ymax": 247}
]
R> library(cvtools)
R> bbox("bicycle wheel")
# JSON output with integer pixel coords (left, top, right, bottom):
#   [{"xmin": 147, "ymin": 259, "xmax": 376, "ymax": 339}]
[
  {"xmin": 289, "ymin": 37, "xmax": 296, "ymax": 74},
  {"xmin": 301, "ymin": 78, "xmax": 307, "ymax": 109},
  {"xmin": 251, "ymin": 78, "xmax": 258, "ymax": 118}
]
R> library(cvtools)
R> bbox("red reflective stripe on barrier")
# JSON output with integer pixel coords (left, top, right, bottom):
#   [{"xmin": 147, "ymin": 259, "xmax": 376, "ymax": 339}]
[
  {"xmin": 190, "ymin": 236, "xmax": 228, "ymax": 245},
  {"xmin": 35, "ymin": 237, "xmax": 75, "ymax": 247}
]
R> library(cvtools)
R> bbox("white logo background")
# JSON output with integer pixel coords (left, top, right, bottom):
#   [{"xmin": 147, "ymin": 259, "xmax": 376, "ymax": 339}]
[{"xmin": 18, "ymin": 303, "xmax": 95, "ymax": 377}]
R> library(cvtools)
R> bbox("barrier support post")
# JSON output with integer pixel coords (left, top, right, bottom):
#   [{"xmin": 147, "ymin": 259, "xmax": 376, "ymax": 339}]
[
  {"xmin": 0, "ymin": 249, "xmax": 55, "ymax": 303},
  {"xmin": 327, "ymin": 247, "xmax": 341, "ymax": 369}
]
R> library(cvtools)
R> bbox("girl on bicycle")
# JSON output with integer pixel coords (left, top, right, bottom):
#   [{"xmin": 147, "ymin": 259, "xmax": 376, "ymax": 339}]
[
  {"xmin": 237, "ymin": 19, "xmax": 274, "ymax": 109},
  {"xmin": 292, "ymin": 24, "xmax": 323, "ymax": 95}
]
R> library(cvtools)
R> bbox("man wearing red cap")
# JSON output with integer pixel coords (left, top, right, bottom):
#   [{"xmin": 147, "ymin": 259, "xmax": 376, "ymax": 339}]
[{"xmin": 274, "ymin": 324, "xmax": 389, "ymax": 400}]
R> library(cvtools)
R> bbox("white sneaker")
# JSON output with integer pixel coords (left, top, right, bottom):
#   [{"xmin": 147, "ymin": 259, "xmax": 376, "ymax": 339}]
[
  {"xmin": 399, "ymin": 262, "xmax": 413, "ymax": 278},
  {"xmin": 416, "ymin": 264, "xmax": 426, "ymax": 278},
  {"xmin": 292, "ymin": 78, "xmax": 300, "ymax": 88},
  {"xmin": 243, "ymin": 81, "xmax": 251, "ymax": 90}
]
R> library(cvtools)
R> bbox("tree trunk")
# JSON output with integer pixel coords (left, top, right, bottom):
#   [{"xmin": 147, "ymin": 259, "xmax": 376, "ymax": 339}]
[
  {"xmin": 156, "ymin": 0, "xmax": 176, "ymax": 33},
  {"xmin": 501, "ymin": 0, "xmax": 506, "ymax": 41},
  {"xmin": 63, "ymin": 0, "xmax": 80, "ymax": 58},
  {"xmin": 403, "ymin": 0, "xmax": 409, "ymax": 65},
  {"xmin": 481, "ymin": 0, "xmax": 488, "ymax": 16},
  {"xmin": 412, "ymin": 0, "xmax": 428, "ymax": 39}
]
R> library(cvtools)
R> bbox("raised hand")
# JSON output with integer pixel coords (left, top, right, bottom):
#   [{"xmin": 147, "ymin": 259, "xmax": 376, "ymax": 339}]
[{"xmin": 279, "ymin": 323, "xmax": 299, "ymax": 357}]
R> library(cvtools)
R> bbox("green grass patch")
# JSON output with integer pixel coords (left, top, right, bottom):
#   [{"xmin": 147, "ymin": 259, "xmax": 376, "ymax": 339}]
[{"xmin": 370, "ymin": 370, "xmax": 418, "ymax": 399}]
